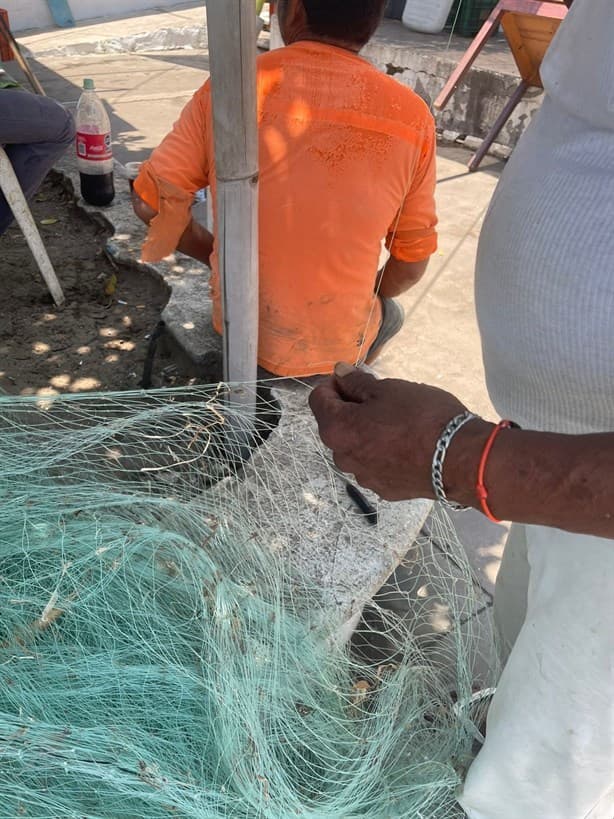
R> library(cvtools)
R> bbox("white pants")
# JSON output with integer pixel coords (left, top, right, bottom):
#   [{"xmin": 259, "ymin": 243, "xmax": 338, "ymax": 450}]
[{"xmin": 459, "ymin": 524, "xmax": 614, "ymax": 819}]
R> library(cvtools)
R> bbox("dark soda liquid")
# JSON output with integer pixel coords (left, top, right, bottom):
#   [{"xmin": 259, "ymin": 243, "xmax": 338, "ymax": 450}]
[{"xmin": 80, "ymin": 171, "xmax": 115, "ymax": 207}]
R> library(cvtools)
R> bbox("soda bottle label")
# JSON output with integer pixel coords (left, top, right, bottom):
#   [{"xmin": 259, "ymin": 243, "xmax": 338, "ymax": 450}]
[{"xmin": 76, "ymin": 131, "xmax": 112, "ymax": 162}]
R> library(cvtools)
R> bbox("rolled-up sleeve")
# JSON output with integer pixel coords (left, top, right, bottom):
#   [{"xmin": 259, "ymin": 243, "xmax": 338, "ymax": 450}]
[
  {"xmin": 386, "ymin": 120, "xmax": 438, "ymax": 263},
  {"xmin": 134, "ymin": 81, "xmax": 211, "ymax": 262}
]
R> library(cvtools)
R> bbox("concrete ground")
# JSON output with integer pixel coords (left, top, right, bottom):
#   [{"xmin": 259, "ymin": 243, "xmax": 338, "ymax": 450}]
[
  {"xmin": 14, "ymin": 49, "xmax": 209, "ymax": 165},
  {"xmin": 8, "ymin": 11, "xmax": 510, "ymax": 593}
]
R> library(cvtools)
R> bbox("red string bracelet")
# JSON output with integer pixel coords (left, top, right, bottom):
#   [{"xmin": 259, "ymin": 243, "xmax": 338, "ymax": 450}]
[{"xmin": 476, "ymin": 420, "xmax": 513, "ymax": 524}]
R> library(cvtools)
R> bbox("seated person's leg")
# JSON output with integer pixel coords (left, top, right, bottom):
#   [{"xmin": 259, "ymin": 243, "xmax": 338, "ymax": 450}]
[
  {"xmin": 0, "ymin": 90, "xmax": 75, "ymax": 235},
  {"xmin": 364, "ymin": 256, "xmax": 428, "ymax": 364},
  {"xmin": 365, "ymin": 296, "xmax": 405, "ymax": 365}
]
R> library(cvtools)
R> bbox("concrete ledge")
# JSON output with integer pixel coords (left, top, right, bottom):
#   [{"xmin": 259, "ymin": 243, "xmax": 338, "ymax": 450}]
[
  {"xmin": 214, "ymin": 382, "xmax": 433, "ymax": 635},
  {"xmin": 363, "ymin": 20, "xmax": 543, "ymax": 149},
  {"xmin": 438, "ymin": 130, "xmax": 512, "ymax": 163}
]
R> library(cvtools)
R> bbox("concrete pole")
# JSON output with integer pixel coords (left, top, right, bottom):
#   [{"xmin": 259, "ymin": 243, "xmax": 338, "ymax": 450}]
[{"xmin": 206, "ymin": 0, "xmax": 259, "ymax": 421}]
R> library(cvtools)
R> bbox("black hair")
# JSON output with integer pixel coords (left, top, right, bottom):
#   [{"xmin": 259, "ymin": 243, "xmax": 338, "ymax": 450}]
[{"xmin": 302, "ymin": 0, "xmax": 386, "ymax": 46}]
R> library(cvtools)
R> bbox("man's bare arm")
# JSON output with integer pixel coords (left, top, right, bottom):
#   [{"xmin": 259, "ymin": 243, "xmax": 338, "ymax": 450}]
[
  {"xmin": 446, "ymin": 420, "xmax": 614, "ymax": 537},
  {"xmin": 377, "ymin": 257, "xmax": 429, "ymax": 298},
  {"xmin": 132, "ymin": 190, "xmax": 214, "ymax": 267},
  {"xmin": 309, "ymin": 365, "xmax": 614, "ymax": 539}
]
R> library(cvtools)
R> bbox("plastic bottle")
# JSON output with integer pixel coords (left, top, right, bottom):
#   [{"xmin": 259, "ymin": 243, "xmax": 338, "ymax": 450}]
[{"xmin": 75, "ymin": 78, "xmax": 115, "ymax": 207}]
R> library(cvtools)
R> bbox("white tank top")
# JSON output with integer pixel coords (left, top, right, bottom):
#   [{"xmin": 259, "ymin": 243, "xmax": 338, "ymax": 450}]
[{"xmin": 475, "ymin": 0, "xmax": 614, "ymax": 434}]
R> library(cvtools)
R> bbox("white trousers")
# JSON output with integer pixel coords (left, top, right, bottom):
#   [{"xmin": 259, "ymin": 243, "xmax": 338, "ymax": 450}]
[{"xmin": 459, "ymin": 524, "xmax": 614, "ymax": 819}]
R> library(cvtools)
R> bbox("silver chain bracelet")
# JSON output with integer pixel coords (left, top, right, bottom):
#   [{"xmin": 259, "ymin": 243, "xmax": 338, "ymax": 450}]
[{"xmin": 431, "ymin": 411, "xmax": 479, "ymax": 511}]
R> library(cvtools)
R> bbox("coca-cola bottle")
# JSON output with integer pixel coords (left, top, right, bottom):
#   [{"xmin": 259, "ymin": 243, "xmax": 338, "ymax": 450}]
[{"xmin": 75, "ymin": 78, "xmax": 115, "ymax": 207}]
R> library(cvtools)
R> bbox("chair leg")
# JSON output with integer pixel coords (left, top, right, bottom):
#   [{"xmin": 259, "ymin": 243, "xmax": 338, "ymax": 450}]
[
  {"xmin": 0, "ymin": 147, "xmax": 65, "ymax": 307},
  {"xmin": 468, "ymin": 79, "xmax": 529, "ymax": 172},
  {"xmin": 434, "ymin": 5, "xmax": 504, "ymax": 110}
]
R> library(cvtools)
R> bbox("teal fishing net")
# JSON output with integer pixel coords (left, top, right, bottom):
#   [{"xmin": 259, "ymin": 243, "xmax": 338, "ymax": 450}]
[{"xmin": 0, "ymin": 384, "xmax": 498, "ymax": 818}]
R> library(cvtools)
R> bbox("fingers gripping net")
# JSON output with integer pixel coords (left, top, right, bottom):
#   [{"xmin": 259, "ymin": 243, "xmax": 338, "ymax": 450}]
[{"xmin": 0, "ymin": 385, "xmax": 497, "ymax": 817}]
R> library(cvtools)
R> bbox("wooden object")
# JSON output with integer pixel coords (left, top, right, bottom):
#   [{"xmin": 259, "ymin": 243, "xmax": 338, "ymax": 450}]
[
  {"xmin": 206, "ymin": 0, "xmax": 259, "ymax": 413},
  {"xmin": 434, "ymin": 0, "xmax": 568, "ymax": 171},
  {"xmin": 0, "ymin": 12, "xmax": 46, "ymax": 95},
  {"xmin": 0, "ymin": 8, "xmax": 12, "ymax": 61},
  {"xmin": 0, "ymin": 146, "xmax": 65, "ymax": 307}
]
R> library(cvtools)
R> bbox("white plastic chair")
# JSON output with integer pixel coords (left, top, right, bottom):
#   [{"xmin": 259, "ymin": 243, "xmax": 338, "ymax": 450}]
[{"xmin": 0, "ymin": 145, "xmax": 65, "ymax": 307}]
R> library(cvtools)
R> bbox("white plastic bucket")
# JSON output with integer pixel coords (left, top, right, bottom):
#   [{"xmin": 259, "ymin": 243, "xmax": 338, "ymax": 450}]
[{"xmin": 402, "ymin": 0, "xmax": 455, "ymax": 34}]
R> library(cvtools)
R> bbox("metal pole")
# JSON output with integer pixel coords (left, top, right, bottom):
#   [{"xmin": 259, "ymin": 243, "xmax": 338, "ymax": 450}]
[{"xmin": 206, "ymin": 0, "xmax": 259, "ymax": 425}]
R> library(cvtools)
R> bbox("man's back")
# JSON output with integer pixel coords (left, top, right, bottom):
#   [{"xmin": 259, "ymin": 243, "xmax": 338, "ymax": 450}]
[{"xmin": 136, "ymin": 42, "xmax": 436, "ymax": 376}]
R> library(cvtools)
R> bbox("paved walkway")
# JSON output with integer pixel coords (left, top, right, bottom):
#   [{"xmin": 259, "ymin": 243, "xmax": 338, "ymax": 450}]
[{"xmin": 22, "ymin": 50, "xmax": 208, "ymax": 164}]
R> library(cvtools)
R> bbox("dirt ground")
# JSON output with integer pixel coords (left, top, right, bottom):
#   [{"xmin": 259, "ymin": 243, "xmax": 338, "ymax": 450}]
[{"xmin": 0, "ymin": 177, "xmax": 189, "ymax": 396}]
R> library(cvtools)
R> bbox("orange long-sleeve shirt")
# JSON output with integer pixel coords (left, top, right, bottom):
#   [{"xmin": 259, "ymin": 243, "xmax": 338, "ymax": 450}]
[{"xmin": 135, "ymin": 41, "xmax": 437, "ymax": 377}]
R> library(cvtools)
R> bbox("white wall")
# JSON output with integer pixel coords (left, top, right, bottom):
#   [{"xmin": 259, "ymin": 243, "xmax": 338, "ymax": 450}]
[{"xmin": 3, "ymin": 0, "xmax": 193, "ymax": 32}]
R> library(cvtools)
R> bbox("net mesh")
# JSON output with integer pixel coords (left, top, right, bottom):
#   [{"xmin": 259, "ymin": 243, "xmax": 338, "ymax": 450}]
[{"xmin": 0, "ymin": 383, "xmax": 498, "ymax": 818}]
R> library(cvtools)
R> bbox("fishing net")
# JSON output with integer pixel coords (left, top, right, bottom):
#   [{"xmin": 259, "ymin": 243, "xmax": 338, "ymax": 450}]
[{"xmin": 0, "ymin": 382, "xmax": 498, "ymax": 818}]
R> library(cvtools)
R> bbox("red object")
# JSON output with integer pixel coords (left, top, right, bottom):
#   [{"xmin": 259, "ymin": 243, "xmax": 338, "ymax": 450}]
[
  {"xmin": 476, "ymin": 420, "xmax": 514, "ymax": 523},
  {"xmin": 0, "ymin": 8, "xmax": 13, "ymax": 62},
  {"xmin": 269, "ymin": 2, "xmax": 276, "ymax": 14},
  {"xmin": 76, "ymin": 132, "xmax": 112, "ymax": 162}
]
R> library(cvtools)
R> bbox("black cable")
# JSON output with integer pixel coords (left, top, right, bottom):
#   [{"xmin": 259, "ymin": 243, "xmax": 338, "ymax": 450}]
[
  {"xmin": 140, "ymin": 320, "xmax": 166, "ymax": 390},
  {"xmin": 346, "ymin": 482, "xmax": 378, "ymax": 526}
]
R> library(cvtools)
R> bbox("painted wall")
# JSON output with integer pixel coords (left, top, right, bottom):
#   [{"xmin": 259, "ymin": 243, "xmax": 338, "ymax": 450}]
[{"xmin": 2, "ymin": 0, "xmax": 193, "ymax": 32}]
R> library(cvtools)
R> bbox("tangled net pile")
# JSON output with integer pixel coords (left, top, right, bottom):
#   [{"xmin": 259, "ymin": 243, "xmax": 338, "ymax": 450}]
[{"xmin": 0, "ymin": 384, "xmax": 498, "ymax": 818}]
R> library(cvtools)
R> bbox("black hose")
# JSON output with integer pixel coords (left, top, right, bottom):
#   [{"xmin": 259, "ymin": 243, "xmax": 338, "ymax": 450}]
[{"xmin": 346, "ymin": 482, "xmax": 378, "ymax": 526}]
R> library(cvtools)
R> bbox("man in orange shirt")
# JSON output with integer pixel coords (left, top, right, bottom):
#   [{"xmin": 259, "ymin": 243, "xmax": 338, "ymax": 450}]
[{"xmin": 132, "ymin": 0, "xmax": 437, "ymax": 377}]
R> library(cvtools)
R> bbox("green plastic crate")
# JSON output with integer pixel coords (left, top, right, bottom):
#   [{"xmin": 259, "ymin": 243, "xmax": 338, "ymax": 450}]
[{"xmin": 446, "ymin": 0, "xmax": 499, "ymax": 37}]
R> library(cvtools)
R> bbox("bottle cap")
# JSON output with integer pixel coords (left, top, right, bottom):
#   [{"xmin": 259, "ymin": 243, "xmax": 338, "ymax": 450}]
[{"xmin": 83, "ymin": 78, "xmax": 95, "ymax": 90}]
